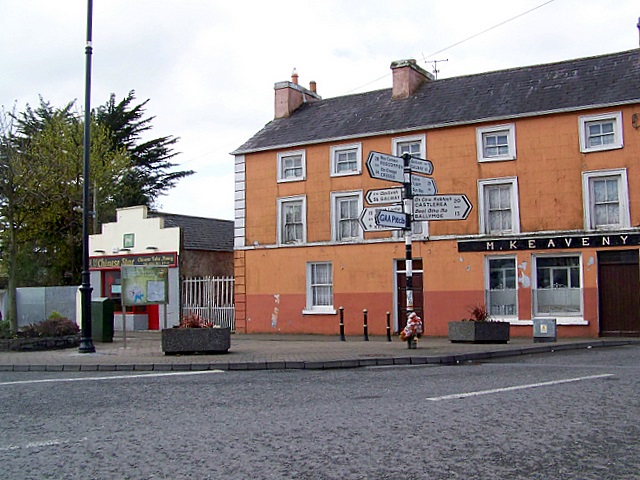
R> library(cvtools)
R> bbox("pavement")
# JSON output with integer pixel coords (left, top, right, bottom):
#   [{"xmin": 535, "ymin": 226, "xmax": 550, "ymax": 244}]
[{"xmin": 1, "ymin": 331, "xmax": 638, "ymax": 372}]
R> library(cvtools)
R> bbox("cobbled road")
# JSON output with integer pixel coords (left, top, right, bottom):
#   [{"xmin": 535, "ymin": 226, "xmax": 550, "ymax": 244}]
[{"xmin": 1, "ymin": 345, "xmax": 639, "ymax": 479}]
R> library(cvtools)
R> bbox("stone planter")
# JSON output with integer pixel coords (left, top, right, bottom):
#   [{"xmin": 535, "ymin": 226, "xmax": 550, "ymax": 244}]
[
  {"xmin": 448, "ymin": 321, "xmax": 510, "ymax": 344},
  {"xmin": 0, "ymin": 334, "xmax": 81, "ymax": 352},
  {"xmin": 162, "ymin": 327, "xmax": 231, "ymax": 355}
]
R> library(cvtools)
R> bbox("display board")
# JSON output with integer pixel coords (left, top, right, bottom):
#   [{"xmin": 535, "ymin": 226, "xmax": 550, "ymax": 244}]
[{"xmin": 121, "ymin": 265, "xmax": 169, "ymax": 306}]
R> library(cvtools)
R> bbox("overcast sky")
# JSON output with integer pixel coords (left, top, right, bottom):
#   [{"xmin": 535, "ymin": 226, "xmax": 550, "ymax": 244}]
[{"xmin": 2, "ymin": 0, "xmax": 638, "ymax": 220}]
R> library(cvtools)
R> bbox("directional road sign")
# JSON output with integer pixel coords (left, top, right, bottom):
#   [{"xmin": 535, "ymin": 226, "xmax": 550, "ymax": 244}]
[
  {"xmin": 366, "ymin": 151, "xmax": 404, "ymax": 183},
  {"xmin": 365, "ymin": 187, "xmax": 403, "ymax": 205},
  {"xmin": 359, "ymin": 204, "xmax": 403, "ymax": 231},
  {"xmin": 375, "ymin": 209, "xmax": 408, "ymax": 229},
  {"xmin": 413, "ymin": 194, "xmax": 472, "ymax": 221},
  {"xmin": 409, "ymin": 156, "xmax": 434, "ymax": 176},
  {"xmin": 411, "ymin": 175, "xmax": 437, "ymax": 196}
]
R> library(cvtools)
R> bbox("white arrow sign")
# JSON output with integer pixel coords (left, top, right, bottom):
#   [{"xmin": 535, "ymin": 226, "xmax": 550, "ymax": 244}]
[
  {"xmin": 366, "ymin": 151, "xmax": 404, "ymax": 183},
  {"xmin": 411, "ymin": 175, "xmax": 437, "ymax": 196},
  {"xmin": 359, "ymin": 205, "xmax": 403, "ymax": 231},
  {"xmin": 375, "ymin": 209, "xmax": 408, "ymax": 229},
  {"xmin": 409, "ymin": 156, "xmax": 434, "ymax": 175},
  {"xmin": 365, "ymin": 187, "xmax": 403, "ymax": 205},
  {"xmin": 413, "ymin": 194, "xmax": 473, "ymax": 221}
]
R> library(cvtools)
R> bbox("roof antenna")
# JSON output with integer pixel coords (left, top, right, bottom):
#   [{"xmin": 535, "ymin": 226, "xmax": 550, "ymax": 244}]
[
  {"xmin": 428, "ymin": 59, "xmax": 449, "ymax": 80},
  {"xmin": 637, "ymin": 17, "xmax": 640, "ymax": 47}
]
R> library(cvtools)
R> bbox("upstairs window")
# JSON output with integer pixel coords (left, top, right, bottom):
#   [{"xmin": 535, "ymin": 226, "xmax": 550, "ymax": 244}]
[
  {"xmin": 393, "ymin": 134, "xmax": 426, "ymax": 160},
  {"xmin": 476, "ymin": 124, "xmax": 516, "ymax": 162},
  {"xmin": 331, "ymin": 143, "xmax": 362, "ymax": 176},
  {"xmin": 478, "ymin": 177, "xmax": 520, "ymax": 235},
  {"xmin": 331, "ymin": 191, "xmax": 363, "ymax": 242},
  {"xmin": 277, "ymin": 196, "xmax": 306, "ymax": 245},
  {"xmin": 582, "ymin": 169, "xmax": 630, "ymax": 230},
  {"xmin": 277, "ymin": 150, "xmax": 306, "ymax": 182},
  {"xmin": 578, "ymin": 112, "xmax": 623, "ymax": 153}
]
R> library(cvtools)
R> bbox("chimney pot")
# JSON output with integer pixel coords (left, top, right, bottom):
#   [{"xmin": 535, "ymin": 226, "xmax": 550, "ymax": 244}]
[
  {"xmin": 309, "ymin": 81, "xmax": 317, "ymax": 93},
  {"xmin": 291, "ymin": 68, "xmax": 299, "ymax": 85}
]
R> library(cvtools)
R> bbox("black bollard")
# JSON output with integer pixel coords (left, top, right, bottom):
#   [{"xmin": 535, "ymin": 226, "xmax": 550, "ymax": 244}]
[
  {"xmin": 386, "ymin": 311, "xmax": 392, "ymax": 342},
  {"xmin": 363, "ymin": 309, "xmax": 369, "ymax": 341},
  {"xmin": 339, "ymin": 306, "xmax": 345, "ymax": 341}
]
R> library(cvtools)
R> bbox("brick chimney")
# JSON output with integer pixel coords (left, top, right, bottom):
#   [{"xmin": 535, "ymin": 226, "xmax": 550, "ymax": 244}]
[
  {"xmin": 274, "ymin": 69, "xmax": 321, "ymax": 118},
  {"xmin": 390, "ymin": 59, "xmax": 434, "ymax": 100}
]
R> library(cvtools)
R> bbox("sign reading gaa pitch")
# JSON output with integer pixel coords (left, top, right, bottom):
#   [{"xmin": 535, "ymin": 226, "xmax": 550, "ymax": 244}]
[{"xmin": 121, "ymin": 265, "xmax": 169, "ymax": 306}]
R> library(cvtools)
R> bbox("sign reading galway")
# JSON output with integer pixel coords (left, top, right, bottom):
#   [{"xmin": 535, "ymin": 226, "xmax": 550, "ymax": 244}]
[
  {"xmin": 89, "ymin": 252, "xmax": 177, "ymax": 269},
  {"xmin": 458, "ymin": 232, "xmax": 640, "ymax": 252}
]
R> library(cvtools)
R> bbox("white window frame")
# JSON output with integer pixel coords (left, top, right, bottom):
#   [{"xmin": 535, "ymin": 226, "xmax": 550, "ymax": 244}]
[
  {"xmin": 393, "ymin": 134, "xmax": 428, "ymax": 235},
  {"xmin": 485, "ymin": 256, "xmax": 518, "ymax": 320},
  {"xmin": 532, "ymin": 253, "xmax": 583, "ymax": 319},
  {"xmin": 331, "ymin": 191, "xmax": 363, "ymax": 242},
  {"xmin": 476, "ymin": 123, "xmax": 516, "ymax": 162},
  {"xmin": 582, "ymin": 168, "xmax": 630, "ymax": 231},
  {"xmin": 392, "ymin": 134, "xmax": 426, "ymax": 160},
  {"xmin": 277, "ymin": 150, "xmax": 306, "ymax": 183},
  {"xmin": 276, "ymin": 195, "xmax": 307, "ymax": 245},
  {"xmin": 578, "ymin": 111, "xmax": 623, "ymax": 153},
  {"xmin": 477, "ymin": 177, "xmax": 520, "ymax": 235},
  {"xmin": 330, "ymin": 143, "xmax": 362, "ymax": 177},
  {"xmin": 303, "ymin": 261, "xmax": 335, "ymax": 315}
]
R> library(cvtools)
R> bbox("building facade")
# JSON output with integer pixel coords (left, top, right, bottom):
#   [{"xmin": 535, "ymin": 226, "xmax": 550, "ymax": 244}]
[
  {"xmin": 233, "ymin": 49, "xmax": 640, "ymax": 338},
  {"xmin": 89, "ymin": 206, "xmax": 233, "ymax": 330}
]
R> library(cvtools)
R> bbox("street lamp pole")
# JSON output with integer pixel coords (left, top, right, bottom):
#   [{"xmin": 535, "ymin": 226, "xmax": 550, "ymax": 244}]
[{"xmin": 78, "ymin": 0, "xmax": 95, "ymax": 353}]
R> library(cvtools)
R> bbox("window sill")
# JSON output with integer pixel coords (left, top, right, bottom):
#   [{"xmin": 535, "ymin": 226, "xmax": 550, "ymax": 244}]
[
  {"xmin": 478, "ymin": 155, "xmax": 516, "ymax": 163},
  {"xmin": 302, "ymin": 308, "xmax": 337, "ymax": 316},
  {"xmin": 509, "ymin": 318, "xmax": 589, "ymax": 326}
]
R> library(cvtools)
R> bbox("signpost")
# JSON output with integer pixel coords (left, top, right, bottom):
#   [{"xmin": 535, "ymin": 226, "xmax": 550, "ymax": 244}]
[
  {"xmin": 365, "ymin": 187, "xmax": 403, "ymax": 205},
  {"xmin": 410, "ymin": 175, "xmax": 437, "ymax": 196},
  {"xmin": 359, "ymin": 205, "xmax": 403, "ymax": 231},
  {"xmin": 409, "ymin": 157, "xmax": 434, "ymax": 175},
  {"xmin": 366, "ymin": 151, "xmax": 405, "ymax": 183},
  {"xmin": 362, "ymin": 150, "xmax": 473, "ymax": 348},
  {"xmin": 413, "ymin": 194, "xmax": 472, "ymax": 221},
  {"xmin": 375, "ymin": 209, "xmax": 408, "ymax": 229}
]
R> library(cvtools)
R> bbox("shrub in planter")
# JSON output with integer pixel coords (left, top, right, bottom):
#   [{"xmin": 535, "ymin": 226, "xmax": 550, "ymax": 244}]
[
  {"xmin": 162, "ymin": 313, "xmax": 230, "ymax": 355},
  {"xmin": 448, "ymin": 304, "xmax": 510, "ymax": 344}
]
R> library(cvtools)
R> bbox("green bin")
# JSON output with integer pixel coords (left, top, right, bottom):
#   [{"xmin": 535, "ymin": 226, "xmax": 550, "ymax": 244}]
[{"xmin": 91, "ymin": 298, "xmax": 114, "ymax": 342}]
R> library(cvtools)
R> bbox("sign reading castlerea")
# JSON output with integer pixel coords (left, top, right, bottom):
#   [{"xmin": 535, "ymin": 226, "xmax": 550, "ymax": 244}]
[{"xmin": 413, "ymin": 194, "xmax": 472, "ymax": 221}]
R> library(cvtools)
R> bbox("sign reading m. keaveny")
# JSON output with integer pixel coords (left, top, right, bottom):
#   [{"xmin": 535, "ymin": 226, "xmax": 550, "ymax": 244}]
[{"xmin": 457, "ymin": 232, "xmax": 640, "ymax": 252}]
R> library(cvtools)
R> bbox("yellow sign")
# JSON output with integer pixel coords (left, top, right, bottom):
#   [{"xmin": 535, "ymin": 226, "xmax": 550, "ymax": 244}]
[{"xmin": 121, "ymin": 266, "xmax": 169, "ymax": 306}]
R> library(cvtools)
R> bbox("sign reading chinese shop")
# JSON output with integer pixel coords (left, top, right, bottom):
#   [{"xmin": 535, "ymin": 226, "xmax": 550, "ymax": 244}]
[
  {"xmin": 121, "ymin": 265, "xmax": 169, "ymax": 306},
  {"xmin": 89, "ymin": 252, "xmax": 177, "ymax": 269}
]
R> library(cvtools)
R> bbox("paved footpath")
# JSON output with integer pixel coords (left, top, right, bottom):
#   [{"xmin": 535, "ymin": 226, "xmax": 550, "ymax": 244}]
[{"xmin": 0, "ymin": 331, "xmax": 637, "ymax": 372}]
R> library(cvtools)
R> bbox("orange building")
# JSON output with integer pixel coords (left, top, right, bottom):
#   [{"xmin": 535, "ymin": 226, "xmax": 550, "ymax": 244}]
[{"xmin": 232, "ymin": 48, "xmax": 640, "ymax": 338}]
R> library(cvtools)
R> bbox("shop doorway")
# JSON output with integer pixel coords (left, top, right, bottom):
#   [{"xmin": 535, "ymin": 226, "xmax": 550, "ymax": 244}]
[
  {"xmin": 395, "ymin": 258, "xmax": 424, "ymax": 333},
  {"xmin": 598, "ymin": 249, "xmax": 640, "ymax": 336}
]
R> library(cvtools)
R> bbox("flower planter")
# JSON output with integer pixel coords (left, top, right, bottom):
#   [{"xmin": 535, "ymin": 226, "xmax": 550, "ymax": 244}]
[
  {"xmin": 448, "ymin": 321, "xmax": 510, "ymax": 344},
  {"xmin": 162, "ymin": 327, "xmax": 231, "ymax": 355}
]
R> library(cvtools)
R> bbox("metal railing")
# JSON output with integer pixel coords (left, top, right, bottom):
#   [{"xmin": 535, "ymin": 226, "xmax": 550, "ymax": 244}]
[{"xmin": 181, "ymin": 276, "xmax": 235, "ymax": 331}]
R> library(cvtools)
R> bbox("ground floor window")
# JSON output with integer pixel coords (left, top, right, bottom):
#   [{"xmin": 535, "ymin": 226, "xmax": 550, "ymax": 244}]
[
  {"xmin": 533, "ymin": 255, "xmax": 581, "ymax": 316},
  {"xmin": 486, "ymin": 257, "xmax": 517, "ymax": 317},
  {"xmin": 305, "ymin": 262, "xmax": 334, "ymax": 314}
]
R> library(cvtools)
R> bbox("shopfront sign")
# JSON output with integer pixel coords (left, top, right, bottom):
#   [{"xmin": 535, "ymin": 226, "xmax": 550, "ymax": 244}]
[
  {"xmin": 89, "ymin": 252, "xmax": 177, "ymax": 269},
  {"xmin": 458, "ymin": 232, "xmax": 640, "ymax": 252}
]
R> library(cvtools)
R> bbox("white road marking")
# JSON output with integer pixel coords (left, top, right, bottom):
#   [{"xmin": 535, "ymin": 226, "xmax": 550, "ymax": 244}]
[
  {"xmin": 0, "ymin": 437, "xmax": 88, "ymax": 452},
  {"xmin": 0, "ymin": 369, "xmax": 224, "ymax": 386},
  {"xmin": 427, "ymin": 373, "xmax": 614, "ymax": 401}
]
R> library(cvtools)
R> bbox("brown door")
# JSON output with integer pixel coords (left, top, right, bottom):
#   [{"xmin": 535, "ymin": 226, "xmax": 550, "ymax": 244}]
[
  {"xmin": 396, "ymin": 258, "xmax": 423, "ymax": 333},
  {"xmin": 598, "ymin": 250, "xmax": 640, "ymax": 336}
]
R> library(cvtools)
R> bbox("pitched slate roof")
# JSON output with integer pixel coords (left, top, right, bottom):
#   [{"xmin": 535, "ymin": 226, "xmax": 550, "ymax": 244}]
[
  {"xmin": 233, "ymin": 49, "xmax": 640, "ymax": 154},
  {"xmin": 150, "ymin": 212, "xmax": 234, "ymax": 252}
]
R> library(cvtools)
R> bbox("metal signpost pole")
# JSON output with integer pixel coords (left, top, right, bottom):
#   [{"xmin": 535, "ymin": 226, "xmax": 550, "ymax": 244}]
[
  {"xmin": 78, "ymin": 0, "xmax": 95, "ymax": 353},
  {"xmin": 402, "ymin": 153, "xmax": 413, "ymax": 348}
]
